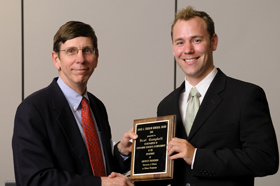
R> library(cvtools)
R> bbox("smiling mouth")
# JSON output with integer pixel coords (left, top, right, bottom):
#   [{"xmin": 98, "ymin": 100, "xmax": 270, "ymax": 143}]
[{"xmin": 183, "ymin": 57, "xmax": 199, "ymax": 62}]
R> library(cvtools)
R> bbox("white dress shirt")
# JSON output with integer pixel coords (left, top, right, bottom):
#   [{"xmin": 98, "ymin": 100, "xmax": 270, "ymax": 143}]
[{"xmin": 179, "ymin": 67, "xmax": 218, "ymax": 169}]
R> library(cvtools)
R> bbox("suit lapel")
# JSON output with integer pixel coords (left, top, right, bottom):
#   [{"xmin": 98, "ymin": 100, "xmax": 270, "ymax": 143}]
[
  {"xmin": 171, "ymin": 82, "xmax": 188, "ymax": 139},
  {"xmin": 174, "ymin": 82, "xmax": 185, "ymax": 126},
  {"xmin": 49, "ymin": 79, "xmax": 92, "ymax": 172},
  {"xmin": 188, "ymin": 69, "xmax": 226, "ymax": 140}
]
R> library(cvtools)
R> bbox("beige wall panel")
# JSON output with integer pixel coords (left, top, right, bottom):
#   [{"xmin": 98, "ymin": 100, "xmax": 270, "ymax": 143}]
[
  {"xmin": 0, "ymin": 0, "xmax": 21, "ymax": 184},
  {"xmin": 24, "ymin": 0, "xmax": 174, "ymax": 142},
  {"xmin": 176, "ymin": 0, "xmax": 280, "ymax": 185}
]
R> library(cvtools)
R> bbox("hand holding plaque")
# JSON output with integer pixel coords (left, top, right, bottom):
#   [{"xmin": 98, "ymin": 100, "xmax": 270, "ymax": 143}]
[{"xmin": 130, "ymin": 115, "xmax": 176, "ymax": 181}]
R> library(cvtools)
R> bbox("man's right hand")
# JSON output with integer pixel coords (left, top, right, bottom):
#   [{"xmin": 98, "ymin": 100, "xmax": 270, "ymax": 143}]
[{"xmin": 101, "ymin": 172, "xmax": 134, "ymax": 186}]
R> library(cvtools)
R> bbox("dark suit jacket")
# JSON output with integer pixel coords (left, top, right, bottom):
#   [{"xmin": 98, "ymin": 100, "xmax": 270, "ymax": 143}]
[
  {"xmin": 12, "ymin": 78, "xmax": 130, "ymax": 186},
  {"xmin": 136, "ymin": 69, "xmax": 278, "ymax": 186}
]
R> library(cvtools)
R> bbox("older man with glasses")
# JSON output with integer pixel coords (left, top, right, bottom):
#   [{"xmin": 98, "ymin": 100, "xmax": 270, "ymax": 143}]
[{"xmin": 12, "ymin": 21, "xmax": 137, "ymax": 186}]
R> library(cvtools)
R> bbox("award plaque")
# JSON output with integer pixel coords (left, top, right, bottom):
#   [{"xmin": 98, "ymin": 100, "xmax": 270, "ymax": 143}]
[{"xmin": 130, "ymin": 115, "xmax": 176, "ymax": 182}]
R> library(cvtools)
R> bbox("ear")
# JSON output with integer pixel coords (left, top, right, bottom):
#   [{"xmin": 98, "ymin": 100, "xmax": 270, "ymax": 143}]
[
  {"xmin": 52, "ymin": 51, "xmax": 61, "ymax": 70},
  {"xmin": 211, "ymin": 33, "xmax": 218, "ymax": 51}
]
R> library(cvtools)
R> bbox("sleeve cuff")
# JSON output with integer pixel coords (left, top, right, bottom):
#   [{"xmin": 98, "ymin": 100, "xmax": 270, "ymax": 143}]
[{"xmin": 191, "ymin": 148, "xmax": 197, "ymax": 169}]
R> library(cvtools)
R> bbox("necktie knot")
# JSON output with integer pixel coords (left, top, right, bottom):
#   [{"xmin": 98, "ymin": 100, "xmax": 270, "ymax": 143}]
[
  {"xmin": 81, "ymin": 97, "xmax": 89, "ymax": 108},
  {"xmin": 190, "ymin": 87, "xmax": 201, "ymax": 98}
]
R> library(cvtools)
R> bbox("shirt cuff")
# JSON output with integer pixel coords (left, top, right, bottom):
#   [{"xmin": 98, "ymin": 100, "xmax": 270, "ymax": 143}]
[{"xmin": 191, "ymin": 148, "xmax": 197, "ymax": 169}]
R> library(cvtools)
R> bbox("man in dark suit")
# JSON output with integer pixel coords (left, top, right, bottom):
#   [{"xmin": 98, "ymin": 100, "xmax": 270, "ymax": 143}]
[
  {"xmin": 12, "ymin": 21, "xmax": 136, "ymax": 186},
  {"xmin": 136, "ymin": 6, "xmax": 278, "ymax": 186}
]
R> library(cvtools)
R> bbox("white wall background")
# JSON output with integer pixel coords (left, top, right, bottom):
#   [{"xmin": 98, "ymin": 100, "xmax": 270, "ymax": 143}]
[
  {"xmin": 1, "ymin": 0, "xmax": 279, "ymax": 185},
  {"xmin": 0, "ymin": 1, "xmax": 21, "ymax": 184},
  {"xmin": 23, "ymin": 0, "xmax": 175, "ymax": 142}
]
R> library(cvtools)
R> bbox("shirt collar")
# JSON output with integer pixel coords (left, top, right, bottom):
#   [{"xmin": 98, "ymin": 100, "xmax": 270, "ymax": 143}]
[
  {"xmin": 57, "ymin": 77, "xmax": 89, "ymax": 111},
  {"xmin": 184, "ymin": 67, "xmax": 218, "ymax": 98}
]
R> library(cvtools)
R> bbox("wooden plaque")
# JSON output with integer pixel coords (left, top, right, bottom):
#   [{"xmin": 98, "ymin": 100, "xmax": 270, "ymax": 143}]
[{"xmin": 130, "ymin": 115, "xmax": 176, "ymax": 182}]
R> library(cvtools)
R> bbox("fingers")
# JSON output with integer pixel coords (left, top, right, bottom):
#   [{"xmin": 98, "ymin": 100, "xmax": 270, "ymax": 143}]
[
  {"xmin": 107, "ymin": 172, "xmax": 117, "ymax": 178},
  {"xmin": 118, "ymin": 128, "xmax": 138, "ymax": 155},
  {"xmin": 167, "ymin": 138, "xmax": 195, "ymax": 165},
  {"xmin": 125, "ymin": 128, "xmax": 138, "ymax": 140},
  {"xmin": 167, "ymin": 138, "xmax": 185, "ymax": 157},
  {"xmin": 121, "ymin": 128, "xmax": 138, "ymax": 145},
  {"xmin": 102, "ymin": 172, "xmax": 134, "ymax": 186}
]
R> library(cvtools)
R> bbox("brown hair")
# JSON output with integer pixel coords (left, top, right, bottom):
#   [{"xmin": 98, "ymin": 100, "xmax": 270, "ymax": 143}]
[
  {"xmin": 171, "ymin": 6, "xmax": 215, "ymax": 40},
  {"xmin": 53, "ymin": 21, "xmax": 98, "ymax": 54}
]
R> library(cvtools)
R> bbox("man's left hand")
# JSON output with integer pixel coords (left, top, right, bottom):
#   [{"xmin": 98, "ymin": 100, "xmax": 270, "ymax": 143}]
[
  {"xmin": 117, "ymin": 128, "xmax": 138, "ymax": 156},
  {"xmin": 167, "ymin": 137, "xmax": 195, "ymax": 165}
]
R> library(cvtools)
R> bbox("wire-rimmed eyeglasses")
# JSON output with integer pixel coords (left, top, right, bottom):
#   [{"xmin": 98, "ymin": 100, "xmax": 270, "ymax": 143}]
[{"xmin": 60, "ymin": 46, "xmax": 95, "ymax": 56}]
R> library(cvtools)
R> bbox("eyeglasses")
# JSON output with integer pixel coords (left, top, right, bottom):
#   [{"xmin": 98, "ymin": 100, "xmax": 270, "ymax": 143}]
[{"xmin": 60, "ymin": 46, "xmax": 95, "ymax": 56}]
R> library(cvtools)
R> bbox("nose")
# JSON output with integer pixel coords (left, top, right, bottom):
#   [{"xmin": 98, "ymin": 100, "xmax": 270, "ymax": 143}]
[
  {"xmin": 76, "ymin": 50, "xmax": 85, "ymax": 63},
  {"xmin": 184, "ymin": 41, "xmax": 194, "ymax": 54}
]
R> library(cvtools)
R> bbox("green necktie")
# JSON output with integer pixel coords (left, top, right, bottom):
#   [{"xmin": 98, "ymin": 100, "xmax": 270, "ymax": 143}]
[{"xmin": 185, "ymin": 87, "xmax": 201, "ymax": 136}]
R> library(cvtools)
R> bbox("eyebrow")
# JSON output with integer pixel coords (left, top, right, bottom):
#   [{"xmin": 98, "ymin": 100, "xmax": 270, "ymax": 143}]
[
  {"xmin": 173, "ymin": 35, "xmax": 204, "ymax": 42},
  {"xmin": 173, "ymin": 37, "xmax": 184, "ymax": 43}
]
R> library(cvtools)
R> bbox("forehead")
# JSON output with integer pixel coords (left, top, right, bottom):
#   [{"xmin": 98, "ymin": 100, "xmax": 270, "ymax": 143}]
[
  {"xmin": 173, "ymin": 17, "xmax": 209, "ymax": 40},
  {"xmin": 61, "ymin": 36, "xmax": 93, "ymax": 48}
]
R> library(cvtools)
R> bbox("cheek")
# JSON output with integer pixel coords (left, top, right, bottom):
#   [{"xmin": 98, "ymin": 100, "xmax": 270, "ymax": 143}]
[
  {"xmin": 91, "ymin": 62, "xmax": 97, "ymax": 70},
  {"xmin": 196, "ymin": 42, "xmax": 211, "ymax": 54},
  {"xmin": 173, "ymin": 48, "xmax": 182, "ymax": 57},
  {"xmin": 58, "ymin": 57, "xmax": 74, "ymax": 69},
  {"xmin": 195, "ymin": 45, "xmax": 207, "ymax": 55},
  {"xmin": 88, "ymin": 58, "xmax": 98, "ymax": 67}
]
